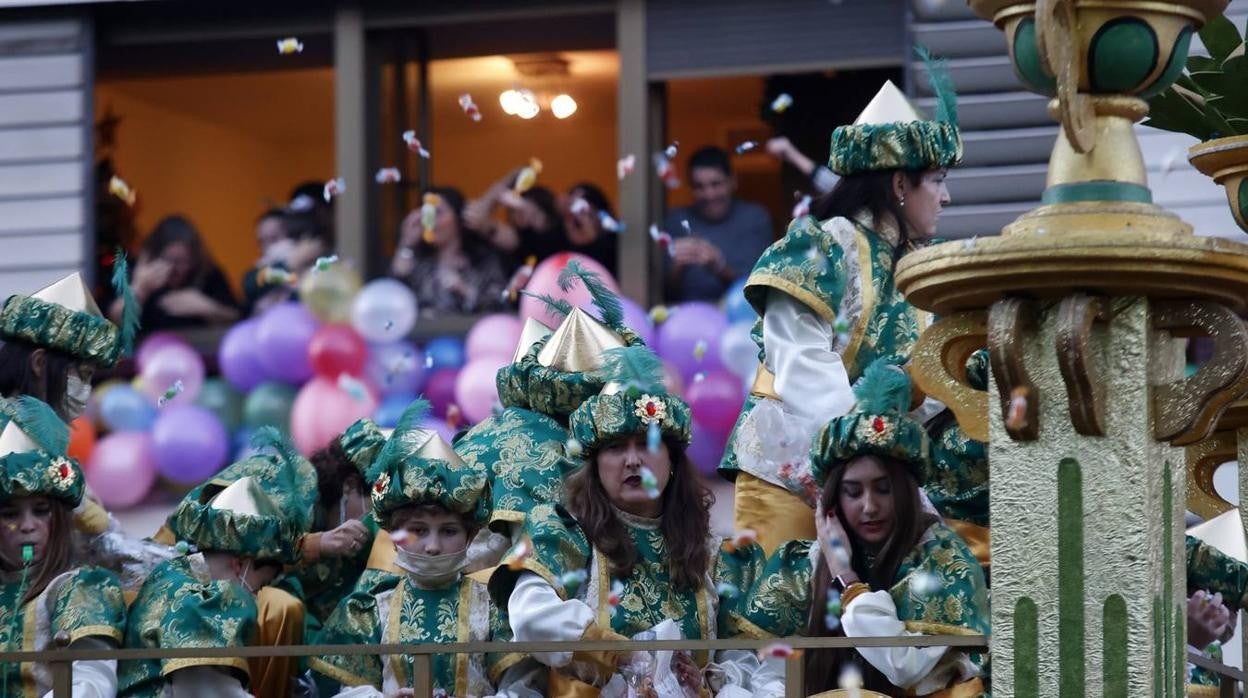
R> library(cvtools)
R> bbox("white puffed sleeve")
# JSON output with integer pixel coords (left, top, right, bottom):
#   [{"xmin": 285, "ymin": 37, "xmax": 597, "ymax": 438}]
[
  {"xmin": 762, "ymin": 293, "xmax": 855, "ymax": 423},
  {"xmin": 840, "ymin": 590, "xmax": 948, "ymax": 690},
  {"xmin": 508, "ymin": 572, "xmax": 596, "ymax": 668},
  {"xmin": 38, "ymin": 637, "xmax": 117, "ymax": 698},
  {"xmin": 709, "ymin": 650, "xmax": 787, "ymax": 698},
  {"xmin": 164, "ymin": 666, "xmax": 253, "ymax": 697},
  {"xmin": 331, "ymin": 685, "xmax": 383, "ymax": 698}
]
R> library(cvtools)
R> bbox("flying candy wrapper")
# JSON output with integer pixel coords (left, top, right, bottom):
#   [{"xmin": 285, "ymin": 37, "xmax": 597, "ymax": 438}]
[
  {"xmin": 446, "ymin": 404, "xmax": 463, "ymax": 431},
  {"xmin": 258, "ymin": 266, "xmax": 296, "ymax": 288},
  {"xmin": 458, "ymin": 93, "xmax": 482, "ymax": 122},
  {"xmin": 639, "ymin": 466, "xmax": 661, "ymax": 500},
  {"xmin": 735, "ymin": 140, "xmax": 759, "ymax": 155},
  {"xmin": 664, "ymin": 141, "xmax": 679, "ymax": 159},
  {"xmin": 680, "ymin": 219, "xmax": 692, "ymax": 236},
  {"xmin": 607, "ymin": 580, "xmax": 625, "ymax": 614},
  {"xmin": 692, "ymin": 339, "xmax": 708, "ymax": 361},
  {"xmin": 277, "ymin": 37, "xmax": 304, "ymax": 55},
  {"xmin": 648, "ymin": 305, "xmax": 670, "ymax": 324},
  {"xmin": 565, "ymin": 437, "xmax": 584, "ymax": 458},
  {"xmin": 646, "ymin": 421, "xmax": 661, "ymax": 455},
  {"xmin": 652, "ymin": 153, "xmax": 680, "ymax": 190},
  {"xmin": 402, "ymin": 130, "xmax": 430, "ymax": 158},
  {"xmin": 758, "ymin": 642, "xmax": 800, "ymax": 660},
  {"xmin": 599, "ymin": 210, "xmax": 623, "ymax": 233},
  {"xmin": 313, "ymin": 255, "xmax": 339, "ymax": 272},
  {"xmin": 512, "ymin": 158, "xmax": 543, "ymax": 194},
  {"xmin": 617, "ymin": 154, "xmax": 636, "ymax": 181},
  {"xmin": 792, "ymin": 194, "xmax": 813, "ymax": 220},
  {"xmin": 771, "ymin": 93, "xmax": 794, "ymax": 113},
  {"xmin": 323, "ymin": 177, "xmax": 346, "ymax": 202},
  {"xmin": 649, "ymin": 225, "xmax": 674, "ymax": 258},
  {"xmin": 109, "ymin": 176, "xmax": 136, "ymax": 206},
  {"xmin": 421, "ymin": 193, "xmax": 441, "ymax": 244},
  {"xmin": 375, "ymin": 167, "xmax": 401, "ymax": 184},
  {"xmin": 561, "ymin": 569, "xmax": 589, "ymax": 594},
  {"xmin": 570, "ymin": 197, "xmax": 590, "ymax": 216},
  {"xmin": 504, "ymin": 255, "xmax": 537, "ymax": 302},
  {"xmin": 693, "ymin": 372, "xmax": 706, "ymax": 384},
  {"xmin": 158, "ymin": 380, "xmax": 184, "ymax": 407},
  {"xmin": 506, "ymin": 537, "xmax": 533, "ymax": 571},
  {"xmin": 716, "ymin": 581, "xmax": 740, "ymax": 599},
  {"xmin": 337, "ymin": 374, "xmax": 369, "ymax": 402},
  {"xmin": 1006, "ymin": 386, "xmax": 1031, "ymax": 432}
]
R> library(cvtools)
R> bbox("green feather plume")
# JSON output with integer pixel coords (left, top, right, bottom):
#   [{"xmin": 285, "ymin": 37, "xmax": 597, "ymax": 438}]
[
  {"xmin": 915, "ymin": 45, "xmax": 958, "ymax": 128},
  {"xmin": 519, "ymin": 290, "xmax": 573, "ymax": 321},
  {"xmin": 374, "ymin": 397, "xmax": 432, "ymax": 470},
  {"xmin": 249, "ymin": 426, "xmax": 302, "ymax": 469},
  {"xmin": 596, "ymin": 346, "xmax": 664, "ymax": 394},
  {"xmin": 557, "ymin": 259, "xmax": 624, "ymax": 328},
  {"xmin": 852, "ymin": 360, "xmax": 912, "ymax": 416},
  {"xmin": 111, "ymin": 249, "xmax": 141, "ymax": 357},
  {"xmin": 7, "ymin": 396, "xmax": 69, "ymax": 454}
]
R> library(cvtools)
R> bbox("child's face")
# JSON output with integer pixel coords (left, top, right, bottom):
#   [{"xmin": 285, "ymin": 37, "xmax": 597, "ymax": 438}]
[{"xmin": 395, "ymin": 508, "xmax": 470, "ymax": 557}]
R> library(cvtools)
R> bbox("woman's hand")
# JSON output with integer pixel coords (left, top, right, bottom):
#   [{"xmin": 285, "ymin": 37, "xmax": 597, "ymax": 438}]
[
  {"xmin": 158, "ymin": 289, "xmax": 215, "ymax": 317},
  {"xmin": 815, "ymin": 500, "xmax": 855, "ymax": 580},
  {"xmin": 319, "ymin": 519, "xmax": 371, "ymax": 558},
  {"xmin": 1188, "ymin": 590, "xmax": 1232, "ymax": 650},
  {"xmin": 671, "ymin": 651, "xmax": 703, "ymax": 694},
  {"xmin": 132, "ymin": 256, "xmax": 172, "ymax": 300}
]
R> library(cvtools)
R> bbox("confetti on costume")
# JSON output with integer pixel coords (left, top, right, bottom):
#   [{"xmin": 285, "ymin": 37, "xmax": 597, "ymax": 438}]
[
  {"xmin": 323, "ymin": 177, "xmax": 346, "ymax": 202},
  {"xmin": 771, "ymin": 93, "xmax": 794, "ymax": 113},
  {"xmin": 277, "ymin": 37, "xmax": 303, "ymax": 54},
  {"xmin": 458, "ymin": 93, "xmax": 482, "ymax": 122},
  {"xmin": 607, "ymin": 580, "xmax": 625, "ymax": 614},
  {"xmin": 375, "ymin": 167, "xmax": 401, "ymax": 184},
  {"xmin": 716, "ymin": 581, "xmax": 740, "ymax": 599},
  {"xmin": 402, "ymin": 130, "xmax": 431, "ymax": 158},
  {"xmin": 421, "ymin": 193, "xmax": 441, "ymax": 244},
  {"xmin": 565, "ymin": 437, "xmax": 583, "ymax": 458},
  {"xmin": 109, "ymin": 176, "xmax": 136, "ymax": 206},
  {"xmin": 158, "ymin": 380, "xmax": 184, "ymax": 407},
  {"xmin": 512, "ymin": 158, "xmax": 543, "ymax": 194},
  {"xmin": 617, "ymin": 154, "xmax": 636, "ymax": 180}
]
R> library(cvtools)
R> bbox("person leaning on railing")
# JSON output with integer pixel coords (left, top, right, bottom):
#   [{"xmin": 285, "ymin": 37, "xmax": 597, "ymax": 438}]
[{"xmin": 805, "ymin": 360, "xmax": 990, "ymax": 697}]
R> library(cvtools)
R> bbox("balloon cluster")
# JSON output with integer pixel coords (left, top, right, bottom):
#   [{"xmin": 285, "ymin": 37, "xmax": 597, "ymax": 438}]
[{"xmin": 80, "ymin": 254, "xmax": 759, "ymax": 508}]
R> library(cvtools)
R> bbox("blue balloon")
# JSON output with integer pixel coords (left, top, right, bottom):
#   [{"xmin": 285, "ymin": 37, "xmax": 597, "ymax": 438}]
[
  {"xmin": 232, "ymin": 426, "xmax": 256, "ymax": 461},
  {"xmin": 374, "ymin": 392, "xmax": 419, "ymax": 428},
  {"xmin": 722, "ymin": 276, "xmax": 756, "ymax": 324},
  {"xmin": 424, "ymin": 336, "xmax": 466, "ymax": 371},
  {"xmin": 99, "ymin": 385, "xmax": 158, "ymax": 432}
]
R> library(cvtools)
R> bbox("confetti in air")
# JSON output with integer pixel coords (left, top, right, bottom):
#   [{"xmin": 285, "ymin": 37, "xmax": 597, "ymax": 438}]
[
  {"xmin": 792, "ymin": 194, "xmax": 813, "ymax": 220},
  {"xmin": 617, "ymin": 154, "xmax": 636, "ymax": 180},
  {"xmin": 375, "ymin": 167, "xmax": 401, "ymax": 184},
  {"xmin": 649, "ymin": 225, "xmax": 674, "ymax": 257},
  {"xmin": 402, "ymin": 130, "xmax": 430, "ymax": 158},
  {"xmin": 276, "ymin": 37, "xmax": 304, "ymax": 54},
  {"xmin": 758, "ymin": 642, "xmax": 799, "ymax": 659},
  {"xmin": 598, "ymin": 210, "xmax": 623, "ymax": 233},
  {"xmin": 664, "ymin": 141, "xmax": 679, "ymax": 159},
  {"xmin": 257, "ymin": 266, "xmax": 296, "ymax": 288},
  {"xmin": 505, "ymin": 537, "xmax": 533, "ymax": 571},
  {"xmin": 323, "ymin": 177, "xmax": 346, "ymax": 202},
  {"xmin": 653, "ymin": 153, "xmax": 680, "ymax": 189},
  {"xmin": 337, "ymin": 374, "xmax": 369, "ymax": 401},
  {"xmin": 639, "ymin": 466, "xmax": 661, "ymax": 499},
  {"xmin": 648, "ymin": 305, "xmax": 670, "ymax": 324},
  {"xmin": 158, "ymin": 380, "xmax": 184, "ymax": 407},
  {"xmin": 313, "ymin": 255, "xmax": 339, "ymax": 272},
  {"xmin": 693, "ymin": 372, "xmax": 706, "ymax": 384},
  {"xmin": 826, "ymin": 595, "xmax": 842, "ymax": 618},
  {"xmin": 458, "ymin": 93, "xmax": 482, "ymax": 122},
  {"xmin": 693, "ymin": 339, "xmax": 708, "ymax": 361},
  {"xmin": 838, "ymin": 664, "xmax": 864, "ymax": 693},
  {"xmin": 421, "ymin": 193, "xmax": 441, "ymax": 244},
  {"xmin": 512, "ymin": 158, "xmax": 543, "ymax": 194},
  {"xmin": 565, "ymin": 438, "xmax": 584, "ymax": 458},
  {"xmin": 560, "ymin": 569, "xmax": 588, "ymax": 594},
  {"xmin": 446, "ymin": 404, "xmax": 462, "ymax": 430},
  {"xmin": 646, "ymin": 421, "xmax": 661, "ymax": 454},
  {"xmin": 1006, "ymin": 386, "xmax": 1031, "ymax": 432},
  {"xmin": 389, "ymin": 529, "xmax": 410, "ymax": 546},
  {"xmin": 771, "ymin": 93, "xmax": 794, "ymax": 113},
  {"xmin": 607, "ymin": 580, "xmax": 625, "ymax": 615},
  {"xmin": 681, "ymin": 220, "xmax": 692, "ymax": 236},
  {"xmin": 910, "ymin": 571, "xmax": 942, "ymax": 597},
  {"xmin": 570, "ymin": 197, "xmax": 590, "ymax": 216},
  {"xmin": 109, "ymin": 176, "xmax": 136, "ymax": 206},
  {"xmin": 735, "ymin": 140, "xmax": 759, "ymax": 155},
  {"xmin": 716, "ymin": 581, "xmax": 740, "ymax": 599}
]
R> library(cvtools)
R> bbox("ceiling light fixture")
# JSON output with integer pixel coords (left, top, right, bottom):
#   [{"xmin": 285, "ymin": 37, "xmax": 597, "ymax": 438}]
[{"xmin": 551, "ymin": 94, "xmax": 577, "ymax": 119}]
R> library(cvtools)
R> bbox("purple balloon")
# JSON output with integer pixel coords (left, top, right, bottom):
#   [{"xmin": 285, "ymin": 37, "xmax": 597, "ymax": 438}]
[
  {"xmin": 620, "ymin": 297, "xmax": 656, "ymax": 348},
  {"xmin": 256, "ymin": 302, "xmax": 320, "ymax": 385},
  {"xmin": 686, "ymin": 369, "xmax": 746, "ymax": 434},
  {"xmin": 657, "ymin": 302, "xmax": 728, "ymax": 381},
  {"xmin": 366, "ymin": 340, "xmax": 427, "ymax": 397},
  {"xmin": 86, "ymin": 432, "xmax": 158, "ymax": 509},
  {"xmin": 136, "ymin": 332, "xmax": 190, "ymax": 374},
  {"xmin": 139, "ymin": 343, "xmax": 205, "ymax": 407},
  {"xmin": 686, "ymin": 419, "xmax": 729, "ymax": 477},
  {"xmin": 466, "ymin": 314, "xmax": 523, "ymax": 362},
  {"xmin": 151, "ymin": 405, "xmax": 229, "ymax": 485},
  {"xmin": 420, "ymin": 417, "xmax": 458, "ymax": 444},
  {"xmin": 219, "ymin": 319, "xmax": 268, "ymax": 392},
  {"xmin": 424, "ymin": 368, "xmax": 460, "ymax": 419}
]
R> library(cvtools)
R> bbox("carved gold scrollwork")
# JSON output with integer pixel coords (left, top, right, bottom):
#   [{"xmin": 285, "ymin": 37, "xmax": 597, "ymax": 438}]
[
  {"xmin": 1185, "ymin": 430, "xmax": 1236, "ymax": 519},
  {"xmin": 1056, "ymin": 294, "xmax": 1109, "ymax": 436},
  {"xmin": 1152, "ymin": 300, "xmax": 1248, "ymax": 445},
  {"xmin": 1035, "ymin": 0, "xmax": 1096, "ymax": 153},
  {"xmin": 909, "ymin": 311, "xmax": 988, "ymax": 442},
  {"xmin": 989, "ymin": 298, "xmax": 1040, "ymax": 441}
]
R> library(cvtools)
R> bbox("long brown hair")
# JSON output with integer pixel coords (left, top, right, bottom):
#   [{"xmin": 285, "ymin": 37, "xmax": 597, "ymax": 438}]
[
  {"xmin": 4, "ymin": 499, "xmax": 75, "ymax": 607},
  {"xmin": 564, "ymin": 438, "xmax": 712, "ymax": 591},
  {"xmin": 811, "ymin": 169, "xmax": 925, "ymax": 267},
  {"xmin": 804, "ymin": 455, "xmax": 937, "ymax": 694}
]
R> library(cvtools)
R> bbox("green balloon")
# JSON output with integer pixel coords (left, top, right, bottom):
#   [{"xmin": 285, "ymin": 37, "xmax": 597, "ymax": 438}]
[
  {"xmin": 243, "ymin": 381, "xmax": 297, "ymax": 430},
  {"xmin": 195, "ymin": 378, "xmax": 244, "ymax": 432}
]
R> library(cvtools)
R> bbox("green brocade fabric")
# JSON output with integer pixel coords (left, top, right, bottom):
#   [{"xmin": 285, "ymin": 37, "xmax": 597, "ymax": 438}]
[
  {"xmin": 505, "ymin": 328, "xmax": 646, "ymax": 421},
  {"xmin": 338, "ymin": 418, "xmax": 386, "ymax": 477},
  {"xmin": 721, "ymin": 215, "xmax": 927, "ymax": 477},
  {"xmin": 828, "ymin": 120, "xmax": 962, "ymax": 176},
  {"xmin": 810, "ymin": 406, "xmax": 932, "ymax": 487},
  {"xmin": 924, "ymin": 422, "xmax": 989, "ymax": 527},
  {"xmin": 0, "ymin": 451, "xmax": 84, "ymax": 508},
  {"xmin": 568, "ymin": 390, "xmax": 692, "ymax": 453},
  {"xmin": 719, "ymin": 539, "xmax": 815, "ymax": 639},
  {"xmin": 1186, "ymin": 535, "xmax": 1248, "ymax": 614},
  {"xmin": 0, "ymin": 295, "xmax": 123, "ymax": 367},
  {"xmin": 0, "ymin": 566, "xmax": 125, "ymax": 697},
  {"xmin": 281, "ymin": 513, "xmax": 379, "ymax": 625},
  {"xmin": 119, "ymin": 555, "xmax": 258, "ymax": 698},
  {"xmin": 369, "ymin": 435, "xmax": 489, "ymax": 527}
]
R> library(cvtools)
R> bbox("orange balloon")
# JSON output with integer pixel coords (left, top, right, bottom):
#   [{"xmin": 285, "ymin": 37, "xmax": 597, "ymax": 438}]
[{"xmin": 67, "ymin": 415, "xmax": 97, "ymax": 463}]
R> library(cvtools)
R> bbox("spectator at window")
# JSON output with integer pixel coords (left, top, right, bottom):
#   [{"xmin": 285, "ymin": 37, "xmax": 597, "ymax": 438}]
[
  {"xmin": 767, "ymin": 136, "xmax": 840, "ymax": 194},
  {"xmin": 663, "ymin": 146, "xmax": 775, "ymax": 303},
  {"xmin": 557, "ymin": 182, "xmax": 619, "ymax": 277},
  {"xmin": 463, "ymin": 168, "xmax": 563, "ymax": 266},
  {"xmin": 241, "ymin": 202, "xmax": 334, "ymax": 317}
]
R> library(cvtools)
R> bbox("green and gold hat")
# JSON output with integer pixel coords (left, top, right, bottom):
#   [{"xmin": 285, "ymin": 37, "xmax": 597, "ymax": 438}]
[
  {"xmin": 810, "ymin": 359, "xmax": 932, "ymax": 486},
  {"xmin": 568, "ymin": 345, "xmax": 691, "ymax": 453},
  {"xmin": 495, "ymin": 316, "xmax": 553, "ymax": 410},
  {"xmin": 0, "ymin": 252, "xmax": 138, "ymax": 368},
  {"xmin": 828, "ymin": 48, "xmax": 961, "ymax": 176},
  {"xmin": 0, "ymin": 397, "xmax": 83, "ymax": 507},
  {"xmin": 169, "ymin": 428, "xmax": 308, "ymax": 563},
  {"xmin": 370, "ymin": 398, "xmax": 489, "ymax": 526},
  {"xmin": 337, "ymin": 417, "xmax": 386, "ymax": 478}
]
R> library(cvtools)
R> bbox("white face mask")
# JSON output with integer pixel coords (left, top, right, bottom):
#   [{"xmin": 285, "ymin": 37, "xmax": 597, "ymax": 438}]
[
  {"xmin": 61, "ymin": 374, "xmax": 91, "ymax": 421},
  {"xmin": 394, "ymin": 546, "xmax": 467, "ymax": 588}
]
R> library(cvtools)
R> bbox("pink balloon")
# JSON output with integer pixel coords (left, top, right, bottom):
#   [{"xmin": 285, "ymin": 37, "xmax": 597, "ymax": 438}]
[
  {"xmin": 466, "ymin": 314, "xmax": 524, "ymax": 362},
  {"xmin": 518, "ymin": 252, "xmax": 621, "ymax": 327},
  {"xmin": 686, "ymin": 420, "xmax": 729, "ymax": 477},
  {"xmin": 290, "ymin": 377, "xmax": 378, "ymax": 455},
  {"xmin": 658, "ymin": 302, "xmax": 729, "ymax": 382},
  {"xmin": 454, "ymin": 358, "xmax": 501, "ymax": 425},
  {"xmin": 135, "ymin": 332, "xmax": 190, "ymax": 373},
  {"xmin": 86, "ymin": 432, "xmax": 158, "ymax": 509},
  {"xmin": 661, "ymin": 360, "xmax": 685, "ymax": 398},
  {"xmin": 686, "ymin": 369, "xmax": 746, "ymax": 434},
  {"xmin": 138, "ymin": 343, "xmax": 205, "ymax": 407},
  {"xmin": 424, "ymin": 369, "xmax": 460, "ymax": 419}
]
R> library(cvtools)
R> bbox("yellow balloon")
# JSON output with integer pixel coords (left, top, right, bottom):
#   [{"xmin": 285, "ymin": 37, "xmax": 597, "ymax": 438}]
[{"xmin": 300, "ymin": 264, "xmax": 362, "ymax": 323}]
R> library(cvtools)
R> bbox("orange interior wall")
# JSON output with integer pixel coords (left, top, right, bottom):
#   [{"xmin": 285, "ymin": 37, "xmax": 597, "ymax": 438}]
[{"xmin": 95, "ymin": 69, "xmax": 335, "ymax": 294}]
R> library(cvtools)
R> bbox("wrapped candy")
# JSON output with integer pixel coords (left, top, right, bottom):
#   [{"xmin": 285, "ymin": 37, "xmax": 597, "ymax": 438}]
[
  {"xmin": 158, "ymin": 380, "xmax": 184, "ymax": 407},
  {"xmin": 109, "ymin": 176, "xmax": 136, "ymax": 206},
  {"xmin": 617, "ymin": 154, "xmax": 636, "ymax": 180},
  {"xmin": 375, "ymin": 167, "xmax": 401, "ymax": 184},
  {"xmin": 715, "ymin": 581, "xmax": 740, "ymax": 599},
  {"xmin": 560, "ymin": 569, "xmax": 588, "ymax": 594},
  {"xmin": 421, "ymin": 193, "xmax": 441, "ymax": 244},
  {"xmin": 257, "ymin": 266, "xmax": 296, "ymax": 288},
  {"xmin": 680, "ymin": 220, "xmax": 692, "ymax": 236},
  {"xmin": 504, "ymin": 255, "xmax": 537, "ymax": 302},
  {"xmin": 512, "ymin": 158, "xmax": 543, "ymax": 194},
  {"xmin": 277, "ymin": 37, "xmax": 304, "ymax": 55},
  {"xmin": 735, "ymin": 140, "xmax": 759, "ymax": 155},
  {"xmin": 771, "ymin": 93, "xmax": 794, "ymax": 113},
  {"xmin": 838, "ymin": 664, "xmax": 864, "ymax": 693},
  {"xmin": 337, "ymin": 374, "xmax": 369, "ymax": 401},
  {"xmin": 458, "ymin": 93, "xmax": 482, "ymax": 122},
  {"xmin": 792, "ymin": 194, "xmax": 812, "ymax": 219},
  {"xmin": 648, "ymin": 225, "xmax": 673, "ymax": 258},
  {"xmin": 758, "ymin": 642, "xmax": 800, "ymax": 659},
  {"xmin": 598, "ymin": 210, "xmax": 622, "ymax": 233},
  {"xmin": 722, "ymin": 529, "xmax": 758, "ymax": 553},
  {"xmin": 565, "ymin": 437, "xmax": 584, "ymax": 458},
  {"xmin": 401, "ymin": 130, "xmax": 431, "ymax": 158},
  {"xmin": 313, "ymin": 255, "xmax": 339, "ymax": 272},
  {"xmin": 664, "ymin": 141, "xmax": 679, "ymax": 159},
  {"xmin": 506, "ymin": 537, "xmax": 533, "ymax": 571},
  {"xmin": 652, "ymin": 153, "xmax": 680, "ymax": 190},
  {"xmin": 648, "ymin": 305, "xmax": 669, "ymax": 324},
  {"xmin": 323, "ymin": 177, "xmax": 346, "ymax": 202},
  {"xmin": 639, "ymin": 466, "xmax": 660, "ymax": 499}
]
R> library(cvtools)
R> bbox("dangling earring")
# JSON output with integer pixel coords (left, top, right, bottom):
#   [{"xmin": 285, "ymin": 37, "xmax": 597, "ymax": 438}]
[{"xmin": 899, "ymin": 196, "xmax": 906, "ymax": 207}]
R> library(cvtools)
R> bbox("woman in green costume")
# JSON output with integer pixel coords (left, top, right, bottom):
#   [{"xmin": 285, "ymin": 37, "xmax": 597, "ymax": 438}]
[
  {"xmin": 805, "ymin": 360, "xmax": 989, "ymax": 697},
  {"xmin": 0, "ymin": 397, "xmax": 126, "ymax": 698},
  {"xmin": 723, "ymin": 51, "xmax": 960, "ymax": 556},
  {"xmin": 499, "ymin": 346, "xmax": 813, "ymax": 697}
]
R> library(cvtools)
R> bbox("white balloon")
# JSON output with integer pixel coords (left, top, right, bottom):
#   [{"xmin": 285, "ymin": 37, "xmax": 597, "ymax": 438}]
[
  {"xmin": 719, "ymin": 320, "xmax": 759, "ymax": 381},
  {"xmin": 351, "ymin": 278, "xmax": 418, "ymax": 343}
]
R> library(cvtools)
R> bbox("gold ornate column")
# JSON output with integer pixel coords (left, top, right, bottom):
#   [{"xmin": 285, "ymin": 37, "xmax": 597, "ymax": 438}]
[{"xmin": 901, "ymin": 1, "xmax": 1248, "ymax": 694}]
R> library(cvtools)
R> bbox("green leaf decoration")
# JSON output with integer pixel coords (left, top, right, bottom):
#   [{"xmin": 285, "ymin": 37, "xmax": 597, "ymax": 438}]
[{"xmin": 1200, "ymin": 13, "xmax": 1241, "ymax": 63}]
